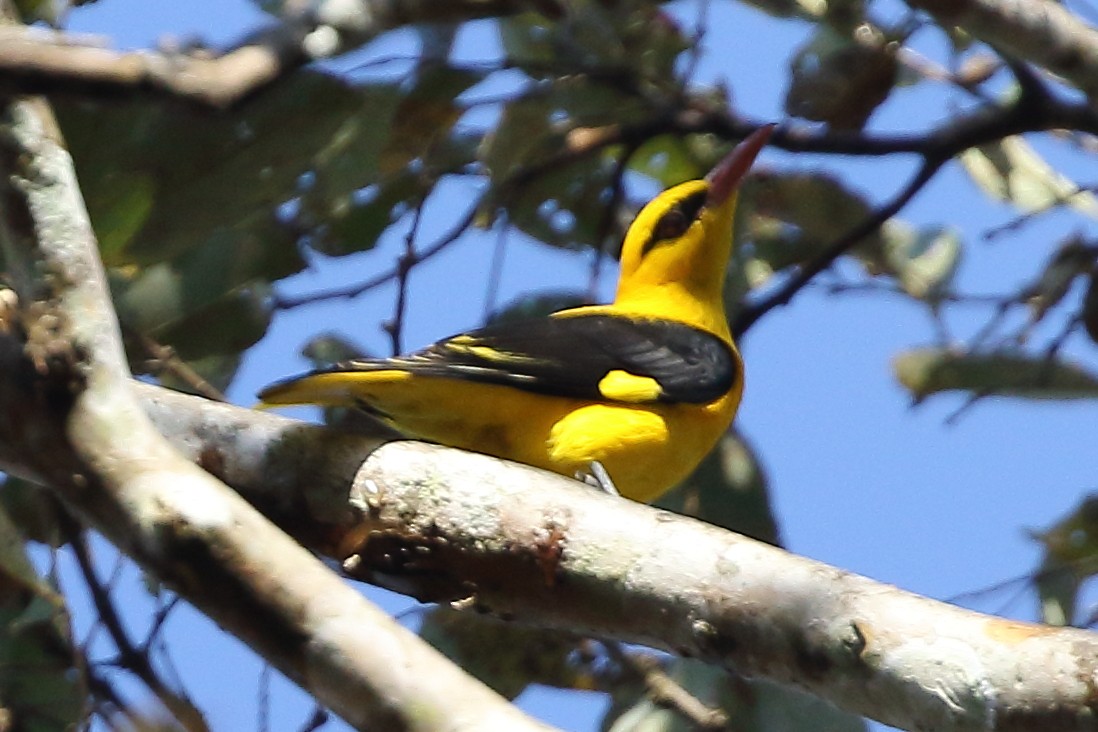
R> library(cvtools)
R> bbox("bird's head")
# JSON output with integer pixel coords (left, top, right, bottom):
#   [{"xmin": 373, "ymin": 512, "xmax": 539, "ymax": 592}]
[{"xmin": 615, "ymin": 125, "xmax": 775, "ymax": 324}]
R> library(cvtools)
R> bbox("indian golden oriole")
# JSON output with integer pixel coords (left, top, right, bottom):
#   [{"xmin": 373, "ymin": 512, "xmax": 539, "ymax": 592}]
[{"xmin": 260, "ymin": 125, "xmax": 774, "ymax": 502}]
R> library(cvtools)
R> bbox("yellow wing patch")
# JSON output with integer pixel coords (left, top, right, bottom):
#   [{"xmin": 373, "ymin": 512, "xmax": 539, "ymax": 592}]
[
  {"xmin": 597, "ymin": 369, "xmax": 662, "ymax": 402},
  {"xmin": 443, "ymin": 341, "xmax": 545, "ymax": 367}
]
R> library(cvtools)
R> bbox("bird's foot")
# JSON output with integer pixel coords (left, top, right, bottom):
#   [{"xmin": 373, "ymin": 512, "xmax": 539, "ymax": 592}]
[{"xmin": 576, "ymin": 461, "xmax": 620, "ymax": 497}]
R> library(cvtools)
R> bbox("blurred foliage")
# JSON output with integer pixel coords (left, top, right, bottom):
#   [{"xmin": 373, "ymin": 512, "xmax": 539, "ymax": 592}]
[
  {"xmin": 893, "ymin": 348, "xmax": 1098, "ymax": 403},
  {"xmin": 656, "ymin": 430, "xmax": 779, "ymax": 546},
  {"xmin": 0, "ymin": 477, "xmax": 63, "ymax": 549},
  {"xmin": 9, "ymin": 0, "xmax": 1098, "ymax": 727},
  {"xmin": 0, "ymin": 497, "xmax": 83, "ymax": 731},
  {"xmin": 960, "ymin": 135, "xmax": 1098, "ymax": 219},
  {"xmin": 785, "ymin": 24, "xmax": 897, "ymax": 130},
  {"xmin": 421, "ymin": 607, "xmax": 586, "ymax": 699},
  {"xmin": 51, "ymin": 0, "xmax": 1098, "ymax": 409},
  {"xmin": 604, "ymin": 660, "xmax": 866, "ymax": 732},
  {"xmin": 1030, "ymin": 495, "xmax": 1098, "ymax": 627}
]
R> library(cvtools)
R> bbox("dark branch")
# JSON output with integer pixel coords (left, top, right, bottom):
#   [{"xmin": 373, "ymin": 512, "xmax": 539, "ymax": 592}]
[
  {"xmin": 734, "ymin": 154, "xmax": 946, "ymax": 337},
  {"xmin": 65, "ymin": 523, "xmax": 210, "ymax": 732}
]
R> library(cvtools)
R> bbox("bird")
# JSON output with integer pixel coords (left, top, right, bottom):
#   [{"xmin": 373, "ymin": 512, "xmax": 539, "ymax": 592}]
[{"xmin": 260, "ymin": 125, "xmax": 774, "ymax": 503}]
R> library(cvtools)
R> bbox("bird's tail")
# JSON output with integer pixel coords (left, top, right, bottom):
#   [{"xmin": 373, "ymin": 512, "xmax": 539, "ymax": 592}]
[{"xmin": 257, "ymin": 364, "xmax": 409, "ymax": 407}]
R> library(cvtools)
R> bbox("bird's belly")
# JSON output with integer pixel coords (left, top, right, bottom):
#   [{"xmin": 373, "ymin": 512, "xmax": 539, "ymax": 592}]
[
  {"xmin": 546, "ymin": 402, "xmax": 730, "ymax": 502},
  {"xmin": 363, "ymin": 376, "xmax": 736, "ymax": 502}
]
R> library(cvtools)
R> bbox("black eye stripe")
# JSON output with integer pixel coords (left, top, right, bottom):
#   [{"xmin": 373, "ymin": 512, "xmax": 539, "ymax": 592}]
[
  {"xmin": 643, "ymin": 189, "xmax": 709, "ymax": 254},
  {"xmin": 654, "ymin": 209, "xmax": 689, "ymax": 239}
]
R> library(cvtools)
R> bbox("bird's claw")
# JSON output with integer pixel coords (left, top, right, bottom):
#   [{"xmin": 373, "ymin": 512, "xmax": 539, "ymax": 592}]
[{"xmin": 577, "ymin": 461, "xmax": 620, "ymax": 497}]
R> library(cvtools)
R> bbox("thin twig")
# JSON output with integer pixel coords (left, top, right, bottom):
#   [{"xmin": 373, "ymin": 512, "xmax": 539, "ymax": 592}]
[
  {"xmin": 259, "ymin": 664, "xmax": 272, "ymax": 732},
  {"xmin": 125, "ymin": 325, "xmax": 227, "ymax": 402},
  {"xmin": 983, "ymin": 182, "xmax": 1098, "ymax": 242},
  {"xmin": 85, "ymin": 660, "xmax": 137, "ymax": 728},
  {"xmin": 586, "ymin": 142, "xmax": 637, "ymax": 302},
  {"xmin": 141, "ymin": 594, "xmax": 181, "ymax": 653},
  {"xmin": 968, "ymin": 298, "xmax": 1021, "ymax": 349},
  {"xmin": 64, "ymin": 524, "xmax": 210, "ymax": 732},
  {"xmin": 298, "ymin": 706, "xmax": 330, "ymax": 732},
  {"xmin": 1044, "ymin": 312, "xmax": 1083, "ymax": 359},
  {"xmin": 680, "ymin": 0, "xmax": 712, "ymax": 85},
  {"xmin": 734, "ymin": 154, "xmax": 947, "ymax": 337},
  {"xmin": 272, "ymin": 196, "xmax": 481, "ymax": 310},
  {"xmin": 483, "ymin": 220, "xmax": 508, "ymax": 322},
  {"xmin": 602, "ymin": 642, "xmax": 730, "ymax": 731},
  {"xmin": 383, "ymin": 198, "xmax": 425, "ymax": 355}
]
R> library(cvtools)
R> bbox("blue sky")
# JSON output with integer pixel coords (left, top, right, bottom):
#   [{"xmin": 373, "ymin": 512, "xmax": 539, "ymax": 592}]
[{"xmin": 58, "ymin": 1, "xmax": 1098, "ymax": 730}]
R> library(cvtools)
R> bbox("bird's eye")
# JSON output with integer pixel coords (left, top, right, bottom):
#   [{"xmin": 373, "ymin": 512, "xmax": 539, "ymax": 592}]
[{"xmin": 653, "ymin": 208, "xmax": 690, "ymax": 241}]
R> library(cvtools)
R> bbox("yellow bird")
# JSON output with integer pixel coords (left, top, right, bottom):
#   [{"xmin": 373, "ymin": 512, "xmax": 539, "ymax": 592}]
[{"xmin": 260, "ymin": 125, "xmax": 774, "ymax": 502}]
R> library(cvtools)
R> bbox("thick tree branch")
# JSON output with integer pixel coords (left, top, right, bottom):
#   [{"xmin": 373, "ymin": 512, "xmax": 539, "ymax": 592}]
[
  {"xmin": 0, "ymin": 0, "xmax": 540, "ymax": 107},
  {"xmin": 128, "ymin": 384, "xmax": 1098, "ymax": 732},
  {"xmin": 0, "ymin": 26, "xmax": 304, "ymax": 109},
  {"xmin": 0, "ymin": 88, "xmax": 554, "ymax": 732},
  {"xmin": 906, "ymin": 0, "xmax": 1098, "ymax": 105}
]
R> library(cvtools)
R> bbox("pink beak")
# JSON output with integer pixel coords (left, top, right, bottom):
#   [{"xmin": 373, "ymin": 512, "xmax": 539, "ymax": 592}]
[{"xmin": 705, "ymin": 124, "xmax": 776, "ymax": 207}]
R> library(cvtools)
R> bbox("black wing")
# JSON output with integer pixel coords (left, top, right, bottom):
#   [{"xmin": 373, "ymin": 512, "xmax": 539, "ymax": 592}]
[{"xmin": 341, "ymin": 314, "xmax": 738, "ymax": 405}]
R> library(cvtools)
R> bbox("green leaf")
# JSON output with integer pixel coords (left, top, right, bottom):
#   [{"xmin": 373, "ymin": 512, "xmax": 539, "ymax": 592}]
[
  {"xmin": 785, "ymin": 25, "xmax": 897, "ymax": 130},
  {"xmin": 113, "ymin": 260, "xmax": 271, "ymax": 389},
  {"xmin": 92, "ymin": 171, "xmax": 157, "ymax": 264},
  {"xmin": 56, "ymin": 70, "xmax": 401, "ymax": 266},
  {"xmin": 153, "ymin": 283, "xmax": 272, "ymax": 362},
  {"xmin": 112, "ymin": 246, "xmax": 275, "ymax": 383},
  {"xmin": 499, "ymin": 3, "xmax": 686, "ymax": 115},
  {"xmin": 548, "ymin": 75, "xmax": 648, "ymax": 129},
  {"xmin": 14, "ymin": 0, "xmax": 64, "ymax": 24},
  {"xmin": 1031, "ymin": 495, "xmax": 1098, "ymax": 626},
  {"xmin": 544, "ymin": 1, "xmax": 689, "ymax": 89},
  {"xmin": 160, "ymin": 352, "xmax": 243, "ymax": 395},
  {"xmin": 736, "ymin": 172, "xmax": 881, "ymax": 288},
  {"xmin": 1025, "ymin": 235, "xmax": 1097, "ymax": 322},
  {"xmin": 508, "ymin": 156, "xmax": 616, "ymax": 250},
  {"xmin": 959, "ymin": 135, "xmax": 1098, "ymax": 218},
  {"xmin": 603, "ymin": 659, "xmax": 867, "ymax": 732},
  {"xmin": 0, "ymin": 477, "xmax": 62, "ymax": 548},
  {"xmin": 629, "ymin": 136, "xmax": 707, "ymax": 191},
  {"xmin": 319, "ymin": 171, "xmax": 425, "ymax": 256},
  {"xmin": 1035, "ymin": 559, "xmax": 1078, "ymax": 628},
  {"xmin": 301, "ymin": 333, "xmax": 369, "ymax": 365},
  {"xmin": 0, "ymin": 503, "xmax": 84, "ymax": 731},
  {"xmin": 881, "ymin": 222, "xmax": 963, "ymax": 300},
  {"xmin": 499, "ymin": 12, "xmax": 557, "ymax": 68},
  {"xmin": 657, "ymin": 430, "xmax": 779, "ymax": 546},
  {"xmin": 299, "ymin": 85, "xmax": 405, "ymax": 220},
  {"xmin": 378, "ymin": 65, "xmax": 484, "ymax": 176},
  {"xmin": 893, "ymin": 348, "xmax": 1098, "ymax": 403},
  {"xmin": 729, "ymin": 676, "xmax": 868, "ymax": 732},
  {"xmin": 420, "ymin": 606, "xmax": 579, "ymax": 699},
  {"xmin": 486, "ymin": 111, "xmax": 617, "ymax": 250},
  {"xmin": 111, "ymin": 227, "xmax": 296, "ymax": 326},
  {"xmin": 480, "ymin": 96, "xmax": 559, "ymax": 182}
]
